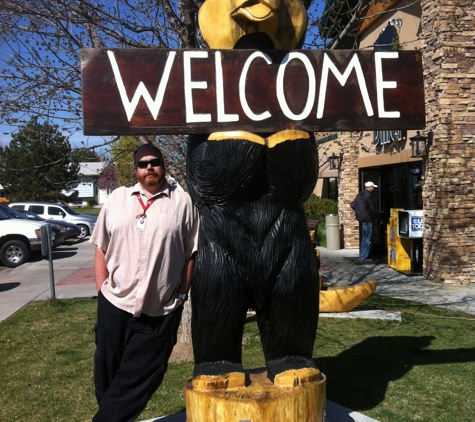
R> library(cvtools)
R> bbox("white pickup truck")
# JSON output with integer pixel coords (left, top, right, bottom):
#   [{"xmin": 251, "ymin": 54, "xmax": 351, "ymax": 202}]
[{"xmin": 0, "ymin": 205, "xmax": 54, "ymax": 268}]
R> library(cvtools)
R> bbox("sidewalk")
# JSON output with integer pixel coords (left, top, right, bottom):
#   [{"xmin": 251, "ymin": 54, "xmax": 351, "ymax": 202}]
[
  {"xmin": 0, "ymin": 239, "xmax": 97, "ymax": 322},
  {"xmin": 1, "ymin": 241, "xmax": 474, "ymax": 320},
  {"xmin": 317, "ymin": 247, "xmax": 475, "ymax": 316}
]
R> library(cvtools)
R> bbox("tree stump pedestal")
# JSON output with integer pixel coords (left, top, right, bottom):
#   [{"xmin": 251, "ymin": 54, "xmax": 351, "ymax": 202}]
[{"xmin": 185, "ymin": 368, "xmax": 326, "ymax": 422}]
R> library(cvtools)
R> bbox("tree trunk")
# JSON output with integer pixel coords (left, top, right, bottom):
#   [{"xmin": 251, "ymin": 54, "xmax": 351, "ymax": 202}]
[{"xmin": 179, "ymin": 299, "xmax": 193, "ymax": 344}]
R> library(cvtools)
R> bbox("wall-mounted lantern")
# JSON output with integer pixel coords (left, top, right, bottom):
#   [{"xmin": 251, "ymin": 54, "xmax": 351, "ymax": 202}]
[
  {"xmin": 410, "ymin": 131, "xmax": 433, "ymax": 158},
  {"xmin": 329, "ymin": 152, "xmax": 341, "ymax": 170}
]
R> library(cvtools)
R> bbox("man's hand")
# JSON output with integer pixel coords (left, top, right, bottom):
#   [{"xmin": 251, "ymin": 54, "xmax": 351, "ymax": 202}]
[{"xmin": 163, "ymin": 298, "xmax": 183, "ymax": 313}]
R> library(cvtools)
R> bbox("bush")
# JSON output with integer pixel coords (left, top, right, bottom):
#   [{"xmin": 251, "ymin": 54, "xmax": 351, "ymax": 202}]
[
  {"xmin": 303, "ymin": 195, "xmax": 338, "ymax": 247},
  {"xmin": 303, "ymin": 194, "xmax": 338, "ymax": 224},
  {"xmin": 86, "ymin": 197, "xmax": 97, "ymax": 207}
]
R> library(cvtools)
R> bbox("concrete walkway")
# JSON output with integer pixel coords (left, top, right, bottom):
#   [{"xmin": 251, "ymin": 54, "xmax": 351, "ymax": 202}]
[
  {"xmin": 0, "ymin": 238, "xmax": 96, "ymax": 322},
  {"xmin": 2, "ymin": 241, "xmax": 475, "ymax": 422},
  {"xmin": 317, "ymin": 247, "xmax": 475, "ymax": 316},
  {"xmin": 2, "ymin": 241, "xmax": 474, "ymax": 321}
]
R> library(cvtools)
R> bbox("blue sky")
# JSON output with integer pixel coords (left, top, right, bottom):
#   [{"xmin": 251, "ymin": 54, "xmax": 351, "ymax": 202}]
[
  {"xmin": 0, "ymin": 124, "xmax": 103, "ymax": 149},
  {"xmin": 0, "ymin": 1, "xmax": 326, "ymax": 150}
]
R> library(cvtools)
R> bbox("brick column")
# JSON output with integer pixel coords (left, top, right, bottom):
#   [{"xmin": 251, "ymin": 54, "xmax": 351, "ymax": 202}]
[
  {"xmin": 338, "ymin": 132, "xmax": 361, "ymax": 249},
  {"xmin": 421, "ymin": 0, "xmax": 475, "ymax": 284}
]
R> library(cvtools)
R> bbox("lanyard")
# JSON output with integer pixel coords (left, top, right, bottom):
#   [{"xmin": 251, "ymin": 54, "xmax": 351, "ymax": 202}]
[{"xmin": 136, "ymin": 194, "xmax": 157, "ymax": 218}]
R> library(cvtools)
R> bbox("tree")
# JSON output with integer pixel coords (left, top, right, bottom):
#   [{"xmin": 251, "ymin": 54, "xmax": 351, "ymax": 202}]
[
  {"xmin": 109, "ymin": 136, "xmax": 138, "ymax": 186},
  {"xmin": 0, "ymin": 0, "xmax": 324, "ymax": 180},
  {"xmin": 98, "ymin": 163, "xmax": 119, "ymax": 194},
  {"xmin": 71, "ymin": 147, "xmax": 101, "ymax": 162},
  {"xmin": 0, "ymin": 0, "xmax": 202, "ymax": 134},
  {"xmin": 0, "ymin": 118, "xmax": 79, "ymax": 202}
]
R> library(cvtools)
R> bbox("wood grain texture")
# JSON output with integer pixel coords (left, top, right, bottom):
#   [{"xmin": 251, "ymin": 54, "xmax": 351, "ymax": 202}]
[
  {"xmin": 185, "ymin": 368, "xmax": 326, "ymax": 422},
  {"xmin": 81, "ymin": 49, "xmax": 425, "ymax": 134}
]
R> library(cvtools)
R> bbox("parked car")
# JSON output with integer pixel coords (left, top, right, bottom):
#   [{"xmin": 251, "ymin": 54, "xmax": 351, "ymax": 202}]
[
  {"xmin": 0, "ymin": 205, "xmax": 55, "ymax": 267},
  {"xmin": 16, "ymin": 209, "xmax": 81, "ymax": 242},
  {"xmin": 11, "ymin": 210, "xmax": 63, "ymax": 247},
  {"xmin": 9, "ymin": 202, "xmax": 97, "ymax": 239},
  {"xmin": 0, "ymin": 205, "xmax": 63, "ymax": 247}
]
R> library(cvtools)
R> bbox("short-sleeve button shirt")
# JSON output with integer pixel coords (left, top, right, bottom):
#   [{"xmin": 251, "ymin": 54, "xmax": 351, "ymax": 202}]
[{"xmin": 90, "ymin": 181, "xmax": 199, "ymax": 317}]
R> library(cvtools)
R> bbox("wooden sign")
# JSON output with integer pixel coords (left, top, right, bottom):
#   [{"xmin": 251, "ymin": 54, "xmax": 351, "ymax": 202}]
[{"xmin": 81, "ymin": 48, "xmax": 425, "ymax": 135}]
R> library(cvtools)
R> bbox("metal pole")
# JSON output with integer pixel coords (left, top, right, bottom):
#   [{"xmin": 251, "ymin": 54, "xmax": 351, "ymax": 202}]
[{"xmin": 46, "ymin": 224, "xmax": 55, "ymax": 299}]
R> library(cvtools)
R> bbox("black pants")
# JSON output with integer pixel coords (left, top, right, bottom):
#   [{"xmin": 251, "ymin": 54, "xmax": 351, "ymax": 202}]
[{"xmin": 93, "ymin": 292, "xmax": 182, "ymax": 422}]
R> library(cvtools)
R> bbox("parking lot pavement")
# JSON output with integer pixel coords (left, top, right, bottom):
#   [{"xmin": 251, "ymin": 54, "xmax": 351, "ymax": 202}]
[{"xmin": 0, "ymin": 239, "xmax": 97, "ymax": 322}]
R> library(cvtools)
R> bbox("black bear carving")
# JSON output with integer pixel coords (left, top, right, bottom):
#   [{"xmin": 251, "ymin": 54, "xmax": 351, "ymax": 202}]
[{"xmin": 188, "ymin": 0, "xmax": 319, "ymax": 381}]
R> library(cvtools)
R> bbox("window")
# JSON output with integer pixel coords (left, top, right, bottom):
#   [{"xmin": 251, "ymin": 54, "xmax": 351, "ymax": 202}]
[
  {"xmin": 48, "ymin": 206, "xmax": 64, "ymax": 217},
  {"xmin": 30, "ymin": 205, "xmax": 44, "ymax": 214},
  {"xmin": 322, "ymin": 178, "xmax": 339, "ymax": 201}
]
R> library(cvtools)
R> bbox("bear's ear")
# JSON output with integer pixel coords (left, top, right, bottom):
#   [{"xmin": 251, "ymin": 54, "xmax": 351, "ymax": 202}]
[{"xmin": 302, "ymin": 0, "xmax": 313, "ymax": 9}]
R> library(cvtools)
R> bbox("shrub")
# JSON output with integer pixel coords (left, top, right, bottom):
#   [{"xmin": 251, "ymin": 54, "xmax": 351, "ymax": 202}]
[
  {"xmin": 303, "ymin": 194, "xmax": 338, "ymax": 224},
  {"xmin": 303, "ymin": 195, "xmax": 338, "ymax": 247},
  {"xmin": 86, "ymin": 198, "xmax": 97, "ymax": 207}
]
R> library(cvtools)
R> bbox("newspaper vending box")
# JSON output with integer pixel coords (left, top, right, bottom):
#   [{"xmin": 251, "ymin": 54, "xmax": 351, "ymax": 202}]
[{"xmin": 397, "ymin": 210, "xmax": 423, "ymax": 274}]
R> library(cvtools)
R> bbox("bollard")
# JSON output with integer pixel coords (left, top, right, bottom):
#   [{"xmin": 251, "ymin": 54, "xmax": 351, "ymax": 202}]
[{"xmin": 325, "ymin": 214, "xmax": 340, "ymax": 251}]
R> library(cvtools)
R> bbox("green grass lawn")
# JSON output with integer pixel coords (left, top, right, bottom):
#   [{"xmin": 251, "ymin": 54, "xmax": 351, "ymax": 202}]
[
  {"xmin": 76, "ymin": 206, "xmax": 101, "ymax": 217},
  {"xmin": 0, "ymin": 295, "xmax": 474, "ymax": 421}
]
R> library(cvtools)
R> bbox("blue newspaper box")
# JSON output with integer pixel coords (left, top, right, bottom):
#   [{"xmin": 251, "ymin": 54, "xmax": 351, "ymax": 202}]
[
  {"xmin": 397, "ymin": 210, "xmax": 423, "ymax": 274},
  {"xmin": 397, "ymin": 210, "xmax": 423, "ymax": 239}
]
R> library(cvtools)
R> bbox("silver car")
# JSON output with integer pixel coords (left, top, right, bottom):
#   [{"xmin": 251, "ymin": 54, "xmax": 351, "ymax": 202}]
[{"xmin": 9, "ymin": 202, "xmax": 96, "ymax": 239}]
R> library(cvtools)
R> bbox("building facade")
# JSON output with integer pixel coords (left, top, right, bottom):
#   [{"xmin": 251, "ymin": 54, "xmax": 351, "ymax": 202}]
[
  {"xmin": 318, "ymin": 0, "xmax": 475, "ymax": 284},
  {"xmin": 62, "ymin": 162, "xmax": 109, "ymax": 206}
]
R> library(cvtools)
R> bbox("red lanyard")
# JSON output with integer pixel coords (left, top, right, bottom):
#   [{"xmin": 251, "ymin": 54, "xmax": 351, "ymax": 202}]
[{"xmin": 136, "ymin": 194, "xmax": 157, "ymax": 218}]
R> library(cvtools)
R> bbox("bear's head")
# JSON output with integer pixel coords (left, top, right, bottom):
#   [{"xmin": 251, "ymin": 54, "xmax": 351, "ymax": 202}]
[{"xmin": 198, "ymin": 0, "xmax": 312, "ymax": 50}]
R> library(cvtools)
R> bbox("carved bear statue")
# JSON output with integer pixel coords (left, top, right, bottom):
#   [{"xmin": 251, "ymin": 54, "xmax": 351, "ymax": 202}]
[{"xmin": 187, "ymin": 0, "xmax": 319, "ymax": 381}]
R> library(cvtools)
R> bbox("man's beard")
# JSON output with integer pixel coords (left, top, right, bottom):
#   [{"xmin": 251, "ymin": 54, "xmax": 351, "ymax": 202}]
[{"xmin": 138, "ymin": 172, "xmax": 163, "ymax": 187}]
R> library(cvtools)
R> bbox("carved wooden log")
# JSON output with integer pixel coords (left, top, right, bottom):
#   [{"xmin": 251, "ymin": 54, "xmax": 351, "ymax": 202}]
[{"xmin": 185, "ymin": 368, "xmax": 326, "ymax": 422}]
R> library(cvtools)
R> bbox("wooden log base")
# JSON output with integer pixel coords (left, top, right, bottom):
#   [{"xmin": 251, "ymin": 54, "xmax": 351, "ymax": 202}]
[{"xmin": 185, "ymin": 368, "xmax": 326, "ymax": 422}]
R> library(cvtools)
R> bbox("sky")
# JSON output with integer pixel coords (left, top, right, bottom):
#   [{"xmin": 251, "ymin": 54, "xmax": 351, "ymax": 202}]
[
  {"xmin": 0, "ymin": 1, "xmax": 326, "ymax": 151},
  {"xmin": 0, "ymin": 124, "xmax": 105, "ymax": 149}
]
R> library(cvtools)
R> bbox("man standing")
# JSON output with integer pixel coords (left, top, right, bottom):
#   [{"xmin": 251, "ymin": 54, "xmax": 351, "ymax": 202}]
[
  {"xmin": 351, "ymin": 181, "xmax": 383, "ymax": 262},
  {"xmin": 90, "ymin": 144, "xmax": 198, "ymax": 422}
]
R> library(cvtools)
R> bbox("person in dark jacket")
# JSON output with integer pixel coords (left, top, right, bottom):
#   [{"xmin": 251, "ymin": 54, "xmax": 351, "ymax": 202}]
[{"xmin": 351, "ymin": 181, "xmax": 383, "ymax": 261}]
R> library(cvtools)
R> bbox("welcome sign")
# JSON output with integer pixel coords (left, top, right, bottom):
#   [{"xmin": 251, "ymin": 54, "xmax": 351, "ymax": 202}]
[{"xmin": 81, "ymin": 49, "xmax": 425, "ymax": 135}]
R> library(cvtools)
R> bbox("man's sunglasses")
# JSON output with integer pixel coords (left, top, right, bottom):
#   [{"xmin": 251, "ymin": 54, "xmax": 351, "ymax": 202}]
[{"xmin": 136, "ymin": 158, "xmax": 161, "ymax": 169}]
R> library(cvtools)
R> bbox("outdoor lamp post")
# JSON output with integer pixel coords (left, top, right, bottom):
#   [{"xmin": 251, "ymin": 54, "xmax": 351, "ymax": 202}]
[
  {"xmin": 329, "ymin": 152, "xmax": 341, "ymax": 170},
  {"xmin": 410, "ymin": 131, "xmax": 431, "ymax": 158}
]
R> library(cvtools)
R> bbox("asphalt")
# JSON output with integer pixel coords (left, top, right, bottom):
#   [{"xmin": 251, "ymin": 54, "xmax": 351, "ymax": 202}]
[{"xmin": 1, "ymin": 241, "xmax": 475, "ymax": 422}]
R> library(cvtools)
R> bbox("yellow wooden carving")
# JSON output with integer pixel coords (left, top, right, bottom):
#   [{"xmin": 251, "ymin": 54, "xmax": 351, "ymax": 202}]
[
  {"xmin": 187, "ymin": 3, "xmax": 326, "ymax": 421},
  {"xmin": 208, "ymin": 130, "xmax": 266, "ymax": 144},
  {"xmin": 319, "ymin": 280, "xmax": 377, "ymax": 313},
  {"xmin": 198, "ymin": 0, "xmax": 308, "ymax": 49},
  {"xmin": 186, "ymin": 368, "xmax": 326, "ymax": 422},
  {"xmin": 207, "ymin": 129, "xmax": 310, "ymax": 147}
]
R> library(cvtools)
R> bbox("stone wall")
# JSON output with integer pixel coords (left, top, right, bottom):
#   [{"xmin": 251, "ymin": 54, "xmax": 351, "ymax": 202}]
[
  {"xmin": 338, "ymin": 132, "xmax": 361, "ymax": 249},
  {"xmin": 421, "ymin": 0, "xmax": 475, "ymax": 284}
]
